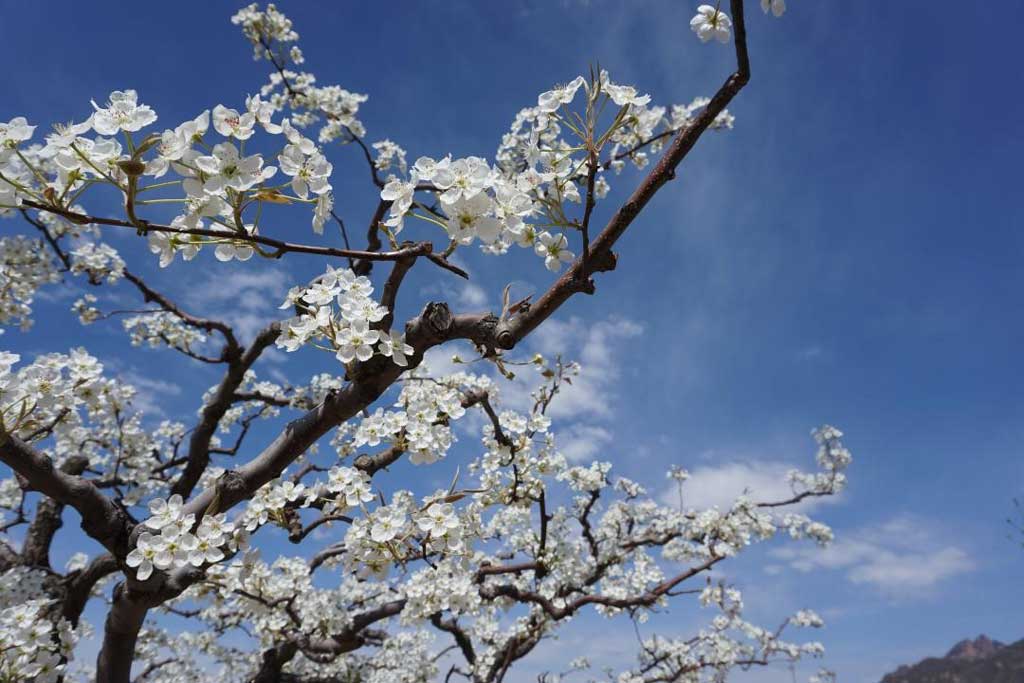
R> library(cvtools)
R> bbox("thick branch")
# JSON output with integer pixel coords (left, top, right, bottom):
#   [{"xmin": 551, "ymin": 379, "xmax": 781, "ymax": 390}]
[
  {"xmin": 20, "ymin": 455, "xmax": 89, "ymax": 568},
  {"xmin": 430, "ymin": 613, "xmax": 477, "ymax": 665},
  {"xmin": 253, "ymin": 641, "xmax": 299, "ymax": 683},
  {"xmin": 62, "ymin": 553, "xmax": 119, "ymax": 627},
  {"xmin": 0, "ymin": 436, "xmax": 131, "ymax": 559},
  {"xmin": 171, "ymin": 323, "xmax": 281, "ymax": 499},
  {"xmin": 377, "ymin": 247, "xmax": 419, "ymax": 331}
]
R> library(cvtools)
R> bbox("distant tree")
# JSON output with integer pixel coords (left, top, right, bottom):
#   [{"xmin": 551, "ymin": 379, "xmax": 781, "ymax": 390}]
[{"xmin": 0, "ymin": 2, "xmax": 848, "ymax": 683}]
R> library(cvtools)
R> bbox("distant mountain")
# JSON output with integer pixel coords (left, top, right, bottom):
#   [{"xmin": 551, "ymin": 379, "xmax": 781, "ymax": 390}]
[
  {"xmin": 880, "ymin": 635, "xmax": 1024, "ymax": 683},
  {"xmin": 945, "ymin": 636, "xmax": 1005, "ymax": 661}
]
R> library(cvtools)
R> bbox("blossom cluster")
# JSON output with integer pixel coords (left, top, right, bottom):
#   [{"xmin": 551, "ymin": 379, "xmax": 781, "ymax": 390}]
[
  {"xmin": 127, "ymin": 495, "xmax": 244, "ymax": 580},
  {"xmin": 0, "ymin": 568, "xmax": 77, "ymax": 683},
  {"xmin": 238, "ymin": 478, "xmax": 314, "ymax": 532},
  {"xmin": 129, "ymin": 629, "xmax": 247, "ymax": 683},
  {"xmin": 348, "ymin": 369, "xmax": 493, "ymax": 466},
  {"xmin": 0, "ymin": 349, "xmax": 197, "ymax": 515},
  {"xmin": 121, "ymin": 311, "xmax": 208, "ymax": 355},
  {"xmin": 341, "ymin": 488, "xmax": 479, "ymax": 577},
  {"xmin": 276, "ymin": 264, "xmax": 413, "ymax": 367},
  {"xmin": 232, "ymin": 3, "xmax": 369, "ymax": 145},
  {"xmin": 496, "ymin": 68, "xmax": 736, "ymax": 240},
  {"xmin": 179, "ymin": 551, "xmax": 438, "ymax": 682},
  {"xmin": 0, "ymin": 235, "xmax": 60, "ymax": 331},
  {"xmin": 401, "ymin": 559, "xmax": 482, "ymax": 621},
  {"xmin": 0, "ymin": 87, "xmax": 337, "ymax": 271},
  {"xmin": 69, "ymin": 242, "xmax": 125, "ymax": 283},
  {"xmin": 323, "ymin": 465, "xmax": 374, "ymax": 511},
  {"xmin": 0, "ymin": 348, "xmax": 102, "ymax": 437},
  {"xmin": 0, "ymin": 601, "xmax": 75, "ymax": 683},
  {"xmin": 380, "ymin": 150, "xmax": 578, "ymax": 271}
]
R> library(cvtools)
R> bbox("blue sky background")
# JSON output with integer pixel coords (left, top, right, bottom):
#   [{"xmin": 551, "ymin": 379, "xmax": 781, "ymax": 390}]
[{"xmin": 2, "ymin": 1, "xmax": 1023, "ymax": 681}]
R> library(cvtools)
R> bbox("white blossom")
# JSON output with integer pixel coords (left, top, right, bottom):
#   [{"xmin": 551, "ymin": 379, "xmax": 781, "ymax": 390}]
[
  {"xmin": 534, "ymin": 230, "xmax": 574, "ymax": 271},
  {"xmin": 762, "ymin": 0, "xmax": 786, "ymax": 17},
  {"xmin": 211, "ymin": 103, "xmax": 256, "ymax": 140},
  {"xmin": 691, "ymin": 5, "xmax": 733, "ymax": 43},
  {"xmin": 90, "ymin": 89, "xmax": 157, "ymax": 135}
]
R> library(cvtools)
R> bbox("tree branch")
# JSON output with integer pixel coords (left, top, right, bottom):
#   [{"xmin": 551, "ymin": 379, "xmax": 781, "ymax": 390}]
[
  {"xmin": 121, "ymin": 269, "xmax": 239, "ymax": 349},
  {"xmin": 495, "ymin": 0, "xmax": 751, "ymax": 347},
  {"xmin": 171, "ymin": 323, "xmax": 281, "ymax": 499},
  {"xmin": 20, "ymin": 455, "xmax": 89, "ymax": 568},
  {"xmin": 21, "ymin": 200, "xmax": 433, "ymax": 263},
  {"xmin": 0, "ymin": 436, "xmax": 132, "ymax": 559}
]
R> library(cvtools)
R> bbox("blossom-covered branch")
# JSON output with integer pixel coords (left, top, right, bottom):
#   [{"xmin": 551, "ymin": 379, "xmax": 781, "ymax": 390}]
[{"xmin": 0, "ymin": 3, "xmax": 847, "ymax": 683}]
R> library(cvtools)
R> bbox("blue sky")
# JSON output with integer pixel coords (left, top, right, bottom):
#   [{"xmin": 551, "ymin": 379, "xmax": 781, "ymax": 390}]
[{"xmin": 2, "ymin": 1, "xmax": 1024, "ymax": 681}]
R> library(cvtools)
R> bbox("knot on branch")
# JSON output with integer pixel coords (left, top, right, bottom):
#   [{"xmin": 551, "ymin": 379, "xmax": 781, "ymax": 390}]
[
  {"xmin": 464, "ymin": 313, "xmax": 513, "ymax": 354},
  {"xmin": 571, "ymin": 276, "xmax": 597, "ymax": 296},
  {"xmin": 590, "ymin": 250, "xmax": 618, "ymax": 273},
  {"xmin": 421, "ymin": 301, "xmax": 454, "ymax": 337},
  {"xmin": 284, "ymin": 508, "xmax": 304, "ymax": 542},
  {"xmin": 116, "ymin": 159, "xmax": 146, "ymax": 177},
  {"xmin": 494, "ymin": 326, "xmax": 516, "ymax": 350},
  {"xmin": 401, "ymin": 301, "xmax": 456, "ymax": 358},
  {"xmin": 322, "ymin": 387, "xmax": 340, "ymax": 406},
  {"xmin": 61, "ymin": 455, "xmax": 90, "ymax": 475},
  {"xmin": 214, "ymin": 470, "xmax": 247, "ymax": 505}
]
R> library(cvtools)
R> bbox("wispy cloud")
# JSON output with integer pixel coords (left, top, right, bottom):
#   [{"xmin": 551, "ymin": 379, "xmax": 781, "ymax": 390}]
[
  {"xmin": 559, "ymin": 423, "xmax": 615, "ymax": 462},
  {"xmin": 769, "ymin": 515, "xmax": 976, "ymax": 598},
  {"xmin": 419, "ymin": 278, "xmax": 491, "ymax": 310},
  {"xmin": 518, "ymin": 314, "xmax": 643, "ymax": 420},
  {"xmin": 455, "ymin": 281, "xmax": 488, "ymax": 308},
  {"xmin": 117, "ymin": 368, "xmax": 182, "ymax": 418},
  {"xmin": 795, "ymin": 344, "xmax": 825, "ymax": 361},
  {"xmin": 416, "ymin": 316, "xmax": 638, "ymax": 464},
  {"xmin": 182, "ymin": 264, "xmax": 292, "ymax": 341},
  {"xmin": 659, "ymin": 459, "xmax": 836, "ymax": 512}
]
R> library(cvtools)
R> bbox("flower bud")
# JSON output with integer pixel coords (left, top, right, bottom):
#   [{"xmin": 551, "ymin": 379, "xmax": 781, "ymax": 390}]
[{"xmin": 117, "ymin": 159, "xmax": 146, "ymax": 176}]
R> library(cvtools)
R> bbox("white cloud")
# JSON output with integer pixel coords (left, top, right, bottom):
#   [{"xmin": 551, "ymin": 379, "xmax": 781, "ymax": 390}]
[
  {"xmin": 770, "ymin": 515, "xmax": 976, "ymax": 597},
  {"xmin": 183, "ymin": 265, "xmax": 292, "ymax": 341},
  {"xmin": 412, "ymin": 316, "xmax": 640, "ymax": 467},
  {"xmin": 456, "ymin": 281, "xmax": 488, "ymax": 308},
  {"xmin": 658, "ymin": 460, "xmax": 833, "ymax": 512},
  {"xmin": 795, "ymin": 345, "xmax": 825, "ymax": 361},
  {"xmin": 508, "ymin": 315, "xmax": 643, "ymax": 420},
  {"xmin": 559, "ymin": 423, "xmax": 614, "ymax": 462},
  {"xmin": 118, "ymin": 369, "xmax": 182, "ymax": 417},
  {"xmin": 453, "ymin": 314, "xmax": 639, "ymax": 468},
  {"xmin": 420, "ymin": 344, "xmax": 473, "ymax": 379},
  {"xmin": 184, "ymin": 268, "xmax": 291, "ymax": 307},
  {"xmin": 418, "ymin": 277, "xmax": 492, "ymax": 311}
]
